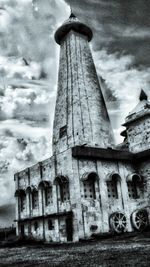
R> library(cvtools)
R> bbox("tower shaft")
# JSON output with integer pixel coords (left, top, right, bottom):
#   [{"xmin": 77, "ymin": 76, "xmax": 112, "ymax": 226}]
[{"xmin": 53, "ymin": 19, "xmax": 114, "ymax": 154}]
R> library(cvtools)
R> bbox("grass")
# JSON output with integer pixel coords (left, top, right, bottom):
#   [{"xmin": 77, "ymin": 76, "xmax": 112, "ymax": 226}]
[{"xmin": 0, "ymin": 236, "xmax": 150, "ymax": 267}]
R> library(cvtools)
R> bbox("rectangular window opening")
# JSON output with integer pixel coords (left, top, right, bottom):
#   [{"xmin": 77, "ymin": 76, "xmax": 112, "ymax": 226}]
[
  {"xmin": 107, "ymin": 180, "xmax": 118, "ymax": 199},
  {"xmin": 45, "ymin": 187, "xmax": 52, "ymax": 206},
  {"xmin": 48, "ymin": 219, "xmax": 54, "ymax": 230},
  {"xmin": 32, "ymin": 191, "xmax": 38, "ymax": 209},
  {"xmin": 83, "ymin": 180, "xmax": 96, "ymax": 199},
  {"xmin": 59, "ymin": 125, "xmax": 67, "ymax": 138},
  {"xmin": 59, "ymin": 183, "xmax": 70, "ymax": 202},
  {"xmin": 127, "ymin": 181, "xmax": 138, "ymax": 199},
  {"xmin": 20, "ymin": 195, "xmax": 26, "ymax": 212}
]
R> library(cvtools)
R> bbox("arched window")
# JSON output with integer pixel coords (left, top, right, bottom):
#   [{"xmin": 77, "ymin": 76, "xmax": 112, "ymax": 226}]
[
  {"xmin": 20, "ymin": 194, "xmax": 26, "ymax": 212},
  {"xmin": 106, "ymin": 173, "xmax": 120, "ymax": 199},
  {"xmin": 127, "ymin": 174, "xmax": 143, "ymax": 199},
  {"xmin": 15, "ymin": 189, "xmax": 26, "ymax": 212},
  {"xmin": 32, "ymin": 189, "xmax": 38, "ymax": 209},
  {"xmin": 54, "ymin": 175, "xmax": 70, "ymax": 202},
  {"xmin": 26, "ymin": 186, "xmax": 31, "ymax": 194},
  {"xmin": 81, "ymin": 172, "xmax": 98, "ymax": 199},
  {"xmin": 38, "ymin": 181, "xmax": 52, "ymax": 206},
  {"xmin": 45, "ymin": 187, "xmax": 53, "ymax": 206}
]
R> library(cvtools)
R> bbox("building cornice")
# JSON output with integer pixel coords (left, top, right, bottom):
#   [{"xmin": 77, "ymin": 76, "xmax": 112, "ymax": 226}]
[{"xmin": 72, "ymin": 146, "xmax": 150, "ymax": 162}]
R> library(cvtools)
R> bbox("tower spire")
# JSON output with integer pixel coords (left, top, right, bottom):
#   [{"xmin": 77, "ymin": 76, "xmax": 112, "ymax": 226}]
[
  {"xmin": 69, "ymin": 6, "xmax": 76, "ymax": 18},
  {"xmin": 54, "ymin": 11, "xmax": 93, "ymax": 45},
  {"xmin": 139, "ymin": 89, "xmax": 148, "ymax": 101}
]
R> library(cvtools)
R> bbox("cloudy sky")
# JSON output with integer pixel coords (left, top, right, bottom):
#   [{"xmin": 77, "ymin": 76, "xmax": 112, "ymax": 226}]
[{"xmin": 0, "ymin": 0, "xmax": 149, "ymax": 226}]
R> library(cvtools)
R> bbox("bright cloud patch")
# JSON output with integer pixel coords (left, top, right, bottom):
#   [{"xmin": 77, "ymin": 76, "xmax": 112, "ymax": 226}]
[{"xmin": 0, "ymin": 0, "xmax": 70, "ymax": 225}]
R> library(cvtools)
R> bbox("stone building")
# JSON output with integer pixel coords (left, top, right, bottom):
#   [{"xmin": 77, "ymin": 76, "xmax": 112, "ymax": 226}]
[{"xmin": 14, "ymin": 13, "xmax": 150, "ymax": 242}]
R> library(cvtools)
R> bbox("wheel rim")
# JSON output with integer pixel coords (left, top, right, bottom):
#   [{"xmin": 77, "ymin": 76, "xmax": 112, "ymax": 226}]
[
  {"xmin": 132, "ymin": 210, "xmax": 148, "ymax": 231},
  {"xmin": 110, "ymin": 212, "xmax": 127, "ymax": 233}
]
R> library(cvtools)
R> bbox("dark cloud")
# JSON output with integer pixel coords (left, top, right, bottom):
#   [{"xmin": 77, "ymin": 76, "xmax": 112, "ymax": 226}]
[
  {"xmin": 0, "ymin": 204, "xmax": 15, "ymax": 227},
  {"xmin": 65, "ymin": 0, "xmax": 150, "ymax": 67}
]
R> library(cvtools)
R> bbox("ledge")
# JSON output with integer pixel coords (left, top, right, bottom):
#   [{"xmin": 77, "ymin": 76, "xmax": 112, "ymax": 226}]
[
  {"xmin": 17, "ymin": 211, "xmax": 73, "ymax": 223},
  {"xmin": 72, "ymin": 146, "xmax": 133, "ymax": 160},
  {"xmin": 72, "ymin": 146, "xmax": 150, "ymax": 162},
  {"xmin": 134, "ymin": 149, "xmax": 150, "ymax": 160}
]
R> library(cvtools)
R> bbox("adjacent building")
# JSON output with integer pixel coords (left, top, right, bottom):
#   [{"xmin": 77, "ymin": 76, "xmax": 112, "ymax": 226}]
[{"xmin": 14, "ymin": 13, "xmax": 150, "ymax": 242}]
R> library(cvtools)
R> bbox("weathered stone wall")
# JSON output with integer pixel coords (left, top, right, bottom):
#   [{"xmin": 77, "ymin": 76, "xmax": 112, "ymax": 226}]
[
  {"xmin": 138, "ymin": 159, "xmax": 150, "ymax": 221},
  {"xmin": 15, "ymin": 149, "xmax": 150, "ymax": 242},
  {"xmin": 127, "ymin": 116, "xmax": 150, "ymax": 152},
  {"xmin": 76, "ymin": 158, "xmax": 149, "ymax": 236}
]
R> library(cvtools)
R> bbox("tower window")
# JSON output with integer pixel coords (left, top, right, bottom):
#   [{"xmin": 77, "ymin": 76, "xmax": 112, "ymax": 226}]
[
  {"xmin": 32, "ymin": 191, "xmax": 38, "ymax": 209},
  {"xmin": 45, "ymin": 187, "xmax": 52, "ymax": 206},
  {"xmin": 59, "ymin": 125, "xmax": 67, "ymax": 138}
]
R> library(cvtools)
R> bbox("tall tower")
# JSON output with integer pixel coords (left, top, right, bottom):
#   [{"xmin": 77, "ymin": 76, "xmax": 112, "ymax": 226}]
[{"xmin": 53, "ymin": 13, "xmax": 114, "ymax": 154}]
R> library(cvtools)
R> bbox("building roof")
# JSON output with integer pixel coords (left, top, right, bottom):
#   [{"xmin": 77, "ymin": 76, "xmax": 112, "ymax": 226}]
[
  {"xmin": 123, "ymin": 90, "xmax": 150, "ymax": 126},
  {"xmin": 139, "ymin": 89, "xmax": 148, "ymax": 101},
  {"xmin": 54, "ymin": 12, "xmax": 93, "ymax": 45}
]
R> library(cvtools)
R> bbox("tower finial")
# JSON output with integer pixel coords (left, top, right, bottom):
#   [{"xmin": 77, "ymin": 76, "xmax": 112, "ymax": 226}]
[
  {"xmin": 69, "ymin": 5, "xmax": 76, "ymax": 18},
  {"xmin": 139, "ymin": 89, "xmax": 148, "ymax": 101}
]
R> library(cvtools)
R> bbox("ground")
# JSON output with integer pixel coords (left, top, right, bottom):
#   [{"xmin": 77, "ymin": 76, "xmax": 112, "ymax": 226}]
[{"xmin": 0, "ymin": 236, "xmax": 150, "ymax": 267}]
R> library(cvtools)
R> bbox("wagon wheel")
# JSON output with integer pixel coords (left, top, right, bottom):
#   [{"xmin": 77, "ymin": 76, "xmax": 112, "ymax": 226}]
[
  {"xmin": 131, "ymin": 209, "xmax": 148, "ymax": 231},
  {"xmin": 110, "ymin": 212, "xmax": 127, "ymax": 233}
]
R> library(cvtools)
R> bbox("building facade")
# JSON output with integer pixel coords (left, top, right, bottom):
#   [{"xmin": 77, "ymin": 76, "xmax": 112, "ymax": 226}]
[{"xmin": 14, "ymin": 13, "xmax": 150, "ymax": 242}]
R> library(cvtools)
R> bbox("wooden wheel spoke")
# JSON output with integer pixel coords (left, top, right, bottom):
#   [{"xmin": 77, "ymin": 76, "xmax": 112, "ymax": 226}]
[
  {"xmin": 138, "ymin": 215, "xmax": 144, "ymax": 220},
  {"xmin": 115, "ymin": 215, "xmax": 119, "ymax": 220},
  {"xmin": 140, "ymin": 218, "xmax": 146, "ymax": 223},
  {"xmin": 110, "ymin": 213, "xmax": 127, "ymax": 233},
  {"xmin": 118, "ymin": 213, "xmax": 122, "ymax": 219}
]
